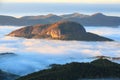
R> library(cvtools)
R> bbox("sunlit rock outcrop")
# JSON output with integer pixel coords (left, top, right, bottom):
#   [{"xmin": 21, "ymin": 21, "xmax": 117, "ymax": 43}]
[{"xmin": 8, "ymin": 21, "xmax": 113, "ymax": 41}]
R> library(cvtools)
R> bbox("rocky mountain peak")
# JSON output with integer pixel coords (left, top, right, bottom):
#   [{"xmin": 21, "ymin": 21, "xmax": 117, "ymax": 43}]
[{"xmin": 7, "ymin": 21, "xmax": 113, "ymax": 41}]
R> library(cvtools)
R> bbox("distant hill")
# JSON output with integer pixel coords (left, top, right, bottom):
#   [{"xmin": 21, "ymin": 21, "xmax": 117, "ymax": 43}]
[
  {"xmin": 0, "ymin": 52, "xmax": 17, "ymax": 57},
  {"xmin": 7, "ymin": 21, "xmax": 113, "ymax": 41},
  {"xmin": 0, "ymin": 13, "xmax": 120, "ymax": 26},
  {"xmin": 90, "ymin": 56, "xmax": 120, "ymax": 61},
  {"xmin": 16, "ymin": 59, "xmax": 120, "ymax": 80}
]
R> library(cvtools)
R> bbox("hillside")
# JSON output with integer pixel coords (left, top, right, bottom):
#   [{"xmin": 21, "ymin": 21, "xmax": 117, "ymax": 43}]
[
  {"xmin": 7, "ymin": 21, "xmax": 113, "ymax": 41},
  {"xmin": 16, "ymin": 59, "xmax": 120, "ymax": 80},
  {"xmin": 0, "ymin": 13, "xmax": 120, "ymax": 26},
  {"xmin": 0, "ymin": 69, "xmax": 19, "ymax": 80}
]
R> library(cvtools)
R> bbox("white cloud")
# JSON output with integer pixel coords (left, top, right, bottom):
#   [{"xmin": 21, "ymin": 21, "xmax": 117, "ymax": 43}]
[
  {"xmin": 0, "ymin": 26, "xmax": 120, "ymax": 75},
  {"xmin": 80, "ymin": 49, "xmax": 102, "ymax": 56},
  {"xmin": 0, "ymin": 45, "xmax": 16, "ymax": 53}
]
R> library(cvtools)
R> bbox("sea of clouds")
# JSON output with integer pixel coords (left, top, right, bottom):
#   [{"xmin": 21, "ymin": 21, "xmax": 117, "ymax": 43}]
[{"xmin": 0, "ymin": 26, "xmax": 120, "ymax": 75}]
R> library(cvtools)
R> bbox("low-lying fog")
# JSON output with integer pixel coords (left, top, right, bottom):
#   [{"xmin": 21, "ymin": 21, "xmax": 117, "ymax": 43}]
[{"xmin": 0, "ymin": 26, "xmax": 120, "ymax": 75}]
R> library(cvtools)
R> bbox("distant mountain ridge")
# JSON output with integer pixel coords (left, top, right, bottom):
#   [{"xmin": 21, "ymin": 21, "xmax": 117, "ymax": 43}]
[
  {"xmin": 0, "ymin": 13, "xmax": 120, "ymax": 26},
  {"xmin": 7, "ymin": 21, "xmax": 113, "ymax": 41}
]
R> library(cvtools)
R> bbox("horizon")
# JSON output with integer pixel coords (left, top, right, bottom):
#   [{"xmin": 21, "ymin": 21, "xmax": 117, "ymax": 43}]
[{"xmin": 0, "ymin": 12, "xmax": 120, "ymax": 18}]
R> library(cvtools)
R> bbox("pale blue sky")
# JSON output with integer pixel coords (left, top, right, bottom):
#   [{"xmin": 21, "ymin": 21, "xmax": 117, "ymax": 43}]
[{"xmin": 2, "ymin": 0, "xmax": 120, "ymax": 4}]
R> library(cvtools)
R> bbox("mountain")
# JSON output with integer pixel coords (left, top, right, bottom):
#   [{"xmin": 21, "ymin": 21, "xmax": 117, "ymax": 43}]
[
  {"xmin": 7, "ymin": 21, "xmax": 113, "ymax": 41},
  {"xmin": 0, "ymin": 13, "xmax": 120, "ymax": 26},
  {"xmin": 91, "ymin": 59, "xmax": 117, "ymax": 67},
  {"xmin": 16, "ymin": 59, "xmax": 120, "ymax": 80},
  {"xmin": 0, "ymin": 52, "xmax": 17, "ymax": 56},
  {"xmin": 0, "ymin": 15, "xmax": 18, "ymax": 26},
  {"xmin": 61, "ymin": 13, "xmax": 89, "ymax": 18},
  {"xmin": 0, "ymin": 52, "xmax": 17, "ymax": 59},
  {"xmin": 90, "ymin": 56, "xmax": 120, "ymax": 60},
  {"xmin": 0, "ymin": 69, "xmax": 19, "ymax": 80}
]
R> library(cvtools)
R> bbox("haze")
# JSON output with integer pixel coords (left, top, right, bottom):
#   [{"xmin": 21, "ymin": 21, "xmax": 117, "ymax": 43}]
[{"xmin": 2, "ymin": 0, "xmax": 120, "ymax": 4}]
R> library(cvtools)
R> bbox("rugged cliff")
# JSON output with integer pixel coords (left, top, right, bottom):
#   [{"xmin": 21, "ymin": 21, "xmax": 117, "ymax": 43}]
[{"xmin": 8, "ymin": 21, "xmax": 113, "ymax": 41}]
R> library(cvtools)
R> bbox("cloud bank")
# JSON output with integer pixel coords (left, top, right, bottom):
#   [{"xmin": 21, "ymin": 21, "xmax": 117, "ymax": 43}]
[{"xmin": 0, "ymin": 26, "xmax": 120, "ymax": 75}]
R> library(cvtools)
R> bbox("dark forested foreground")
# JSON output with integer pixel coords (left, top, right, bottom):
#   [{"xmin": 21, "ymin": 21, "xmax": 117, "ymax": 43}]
[{"xmin": 17, "ymin": 59, "xmax": 120, "ymax": 80}]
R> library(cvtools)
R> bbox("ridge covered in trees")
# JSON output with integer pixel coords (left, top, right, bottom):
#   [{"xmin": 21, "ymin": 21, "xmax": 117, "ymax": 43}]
[{"xmin": 17, "ymin": 59, "xmax": 120, "ymax": 80}]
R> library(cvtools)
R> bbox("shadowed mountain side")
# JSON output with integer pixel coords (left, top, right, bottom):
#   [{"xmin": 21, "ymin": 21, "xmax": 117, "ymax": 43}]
[
  {"xmin": 0, "ymin": 69, "xmax": 19, "ymax": 80},
  {"xmin": 16, "ymin": 59, "xmax": 120, "ymax": 80},
  {"xmin": 7, "ymin": 21, "xmax": 113, "ymax": 41},
  {"xmin": 0, "ymin": 13, "xmax": 120, "ymax": 26}
]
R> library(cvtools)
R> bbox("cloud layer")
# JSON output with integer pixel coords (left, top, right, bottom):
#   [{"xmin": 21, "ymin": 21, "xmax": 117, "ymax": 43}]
[{"xmin": 0, "ymin": 26, "xmax": 120, "ymax": 75}]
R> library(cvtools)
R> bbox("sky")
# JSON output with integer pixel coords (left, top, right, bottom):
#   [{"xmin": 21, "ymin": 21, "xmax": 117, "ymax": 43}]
[
  {"xmin": 2, "ymin": 0, "xmax": 120, "ymax": 4},
  {"xmin": 0, "ymin": 0, "xmax": 119, "ymax": 16}
]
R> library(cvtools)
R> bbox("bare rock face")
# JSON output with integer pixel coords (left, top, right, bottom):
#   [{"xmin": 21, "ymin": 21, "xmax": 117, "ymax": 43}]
[
  {"xmin": 45, "ymin": 21, "xmax": 86, "ymax": 39},
  {"xmin": 7, "ymin": 21, "xmax": 113, "ymax": 41}
]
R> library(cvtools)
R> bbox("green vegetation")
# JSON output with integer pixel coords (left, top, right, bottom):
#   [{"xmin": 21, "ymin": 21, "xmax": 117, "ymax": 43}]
[{"xmin": 17, "ymin": 59, "xmax": 120, "ymax": 80}]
